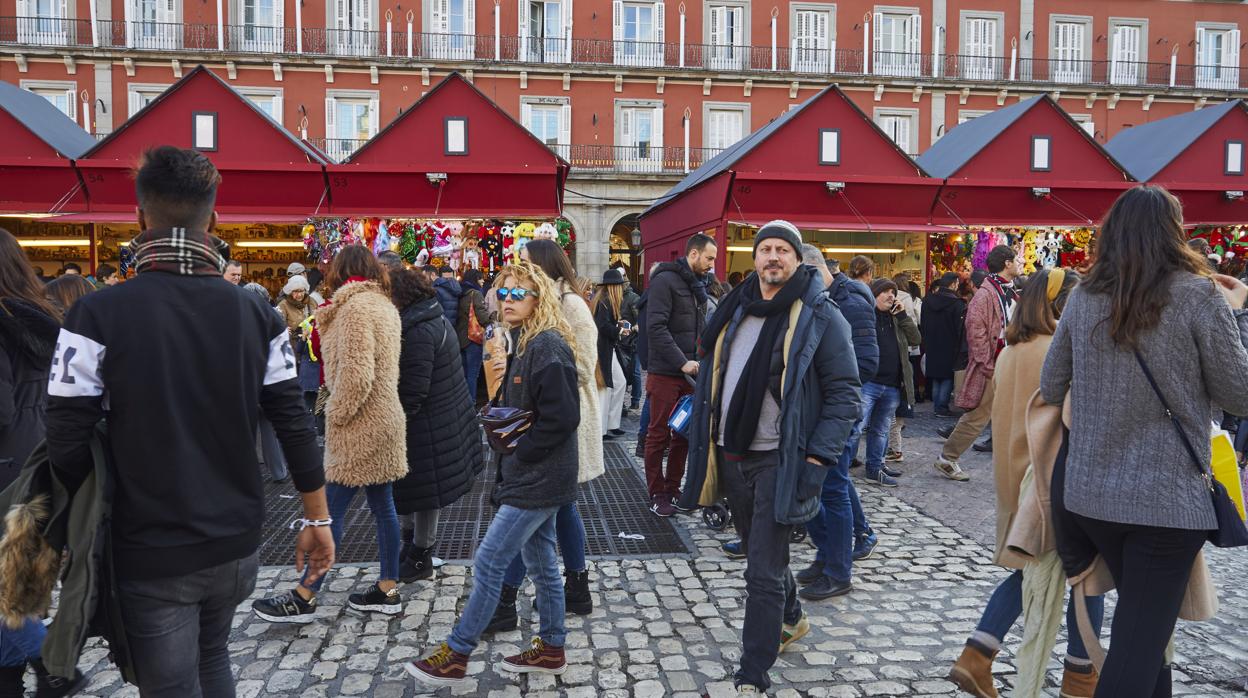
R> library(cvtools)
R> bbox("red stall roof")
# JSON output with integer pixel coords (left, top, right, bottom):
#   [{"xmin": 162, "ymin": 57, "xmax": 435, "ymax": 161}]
[
  {"xmin": 0, "ymin": 80, "xmax": 95, "ymax": 214},
  {"xmin": 76, "ymin": 65, "xmax": 328, "ymax": 217},
  {"xmin": 920, "ymin": 95, "xmax": 1134, "ymax": 227},
  {"xmin": 1106, "ymin": 100, "xmax": 1248, "ymax": 225},
  {"xmin": 327, "ymin": 73, "xmax": 569, "ymax": 218},
  {"xmin": 640, "ymin": 84, "xmax": 943, "ymax": 254}
]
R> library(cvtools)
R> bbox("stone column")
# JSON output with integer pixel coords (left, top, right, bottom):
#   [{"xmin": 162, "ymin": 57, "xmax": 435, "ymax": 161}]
[{"xmin": 574, "ymin": 202, "xmax": 609, "ymax": 281}]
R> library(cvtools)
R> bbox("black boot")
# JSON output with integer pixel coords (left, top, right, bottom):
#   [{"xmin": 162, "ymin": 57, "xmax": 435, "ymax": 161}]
[
  {"xmin": 31, "ymin": 659, "xmax": 85, "ymax": 698},
  {"xmin": 482, "ymin": 584, "xmax": 519, "ymax": 635},
  {"xmin": 398, "ymin": 545, "xmax": 435, "ymax": 583},
  {"xmin": 564, "ymin": 569, "xmax": 592, "ymax": 615},
  {"xmin": 398, "ymin": 528, "xmax": 414, "ymax": 564},
  {"xmin": 0, "ymin": 664, "xmax": 24, "ymax": 698}
]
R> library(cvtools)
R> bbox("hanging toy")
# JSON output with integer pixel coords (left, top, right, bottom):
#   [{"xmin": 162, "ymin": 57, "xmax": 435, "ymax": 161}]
[
  {"xmin": 118, "ymin": 243, "xmax": 136, "ymax": 276},
  {"xmin": 555, "ymin": 219, "xmax": 573, "ymax": 248},
  {"xmin": 447, "ymin": 222, "xmax": 465, "ymax": 273},
  {"xmin": 1021, "ymin": 229, "xmax": 1039, "ymax": 274},
  {"xmin": 398, "ymin": 223, "xmax": 420, "ymax": 263},
  {"xmin": 533, "ymin": 222, "xmax": 558, "ymax": 241},
  {"xmin": 463, "ymin": 237, "xmax": 481, "ymax": 270},
  {"xmin": 372, "ymin": 220, "xmax": 392, "ymax": 257},
  {"xmin": 513, "ymin": 222, "xmax": 537, "ymax": 255}
]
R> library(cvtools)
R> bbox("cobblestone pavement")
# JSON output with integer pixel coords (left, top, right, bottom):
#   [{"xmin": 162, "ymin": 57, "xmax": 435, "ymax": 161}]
[{"xmin": 66, "ymin": 405, "xmax": 1248, "ymax": 697}]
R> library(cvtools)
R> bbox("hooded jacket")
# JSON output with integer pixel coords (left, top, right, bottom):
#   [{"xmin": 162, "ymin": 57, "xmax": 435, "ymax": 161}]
[
  {"xmin": 919, "ymin": 288, "xmax": 965, "ymax": 380},
  {"xmin": 825, "ymin": 273, "xmax": 878, "ymax": 383},
  {"xmin": 0, "ymin": 298, "xmax": 58, "ymax": 486},
  {"xmin": 678, "ymin": 270, "xmax": 862, "ymax": 523},
  {"xmin": 644, "ymin": 259, "xmax": 707, "ymax": 376},
  {"xmin": 433, "ymin": 277, "xmax": 463, "ymax": 327}
]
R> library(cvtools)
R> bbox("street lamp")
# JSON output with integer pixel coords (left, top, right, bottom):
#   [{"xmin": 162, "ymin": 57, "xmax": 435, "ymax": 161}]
[{"xmin": 630, "ymin": 227, "xmax": 642, "ymax": 248}]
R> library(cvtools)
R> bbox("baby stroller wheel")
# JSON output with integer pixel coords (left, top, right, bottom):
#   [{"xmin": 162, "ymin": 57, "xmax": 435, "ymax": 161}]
[
  {"xmin": 702, "ymin": 502, "xmax": 731, "ymax": 531},
  {"xmin": 790, "ymin": 525, "xmax": 807, "ymax": 544}
]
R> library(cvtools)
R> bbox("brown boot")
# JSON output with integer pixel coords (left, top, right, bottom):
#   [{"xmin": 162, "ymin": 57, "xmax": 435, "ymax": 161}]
[
  {"xmin": 1060, "ymin": 662, "xmax": 1099, "ymax": 698},
  {"xmin": 948, "ymin": 644, "xmax": 998, "ymax": 698}
]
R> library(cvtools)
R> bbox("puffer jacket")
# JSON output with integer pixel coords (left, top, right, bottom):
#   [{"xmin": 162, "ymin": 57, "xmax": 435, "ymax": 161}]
[
  {"xmin": 826, "ymin": 273, "xmax": 878, "ymax": 383},
  {"xmin": 433, "ymin": 277, "xmax": 462, "ymax": 326},
  {"xmin": 919, "ymin": 288, "xmax": 965, "ymax": 380},
  {"xmin": 317, "ymin": 281, "xmax": 407, "ymax": 486},
  {"xmin": 393, "ymin": 296, "xmax": 482, "ymax": 513},
  {"xmin": 0, "ymin": 298, "xmax": 59, "ymax": 488},
  {"xmin": 644, "ymin": 259, "xmax": 707, "ymax": 376}
]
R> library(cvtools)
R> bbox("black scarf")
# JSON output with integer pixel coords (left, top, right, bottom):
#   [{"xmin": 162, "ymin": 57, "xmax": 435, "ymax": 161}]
[
  {"xmin": 706, "ymin": 266, "xmax": 813, "ymax": 456},
  {"xmin": 673, "ymin": 258, "xmax": 710, "ymax": 306},
  {"xmin": 129, "ymin": 227, "xmax": 229, "ymax": 277}
]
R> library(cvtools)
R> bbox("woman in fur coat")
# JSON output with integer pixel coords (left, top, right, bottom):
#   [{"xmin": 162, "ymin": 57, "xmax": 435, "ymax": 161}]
[{"xmin": 252, "ymin": 246, "xmax": 408, "ymax": 623}]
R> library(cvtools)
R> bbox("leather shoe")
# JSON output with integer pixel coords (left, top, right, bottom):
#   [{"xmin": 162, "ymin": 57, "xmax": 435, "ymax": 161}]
[
  {"xmin": 972, "ymin": 437, "xmax": 993, "ymax": 453},
  {"xmin": 797, "ymin": 576, "xmax": 852, "ymax": 601},
  {"xmin": 937, "ymin": 425, "xmax": 955, "ymax": 440}
]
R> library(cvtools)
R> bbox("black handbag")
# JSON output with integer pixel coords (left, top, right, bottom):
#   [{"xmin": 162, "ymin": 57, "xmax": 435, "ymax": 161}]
[
  {"xmin": 477, "ymin": 384, "xmax": 533, "ymax": 456},
  {"xmin": 1135, "ymin": 351, "xmax": 1248, "ymax": 548}
]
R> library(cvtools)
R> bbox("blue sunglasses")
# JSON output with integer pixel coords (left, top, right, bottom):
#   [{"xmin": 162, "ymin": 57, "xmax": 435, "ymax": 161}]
[{"xmin": 496, "ymin": 287, "xmax": 538, "ymax": 302}]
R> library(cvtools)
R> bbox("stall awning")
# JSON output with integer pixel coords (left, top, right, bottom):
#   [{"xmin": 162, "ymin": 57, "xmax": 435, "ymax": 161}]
[
  {"xmin": 328, "ymin": 73, "xmax": 569, "ymax": 218},
  {"xmin": 48, "ymin": 212, "xmax": 311, "ymax": 224},
  {"xmin": 0, "ymin": 81, "xmax": 95, "ymax": 214}
]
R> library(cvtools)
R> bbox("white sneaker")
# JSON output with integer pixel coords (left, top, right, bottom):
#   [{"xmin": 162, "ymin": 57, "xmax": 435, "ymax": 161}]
[{"xmin": 934, "ymin": 456, "xmax": 970, "ymax": 482}]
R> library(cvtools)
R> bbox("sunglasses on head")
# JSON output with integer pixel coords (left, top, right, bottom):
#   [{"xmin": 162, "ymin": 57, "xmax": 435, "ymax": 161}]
[{"xmin": 496, "ymin": 287, "xmax": 537, "ymax": 302}]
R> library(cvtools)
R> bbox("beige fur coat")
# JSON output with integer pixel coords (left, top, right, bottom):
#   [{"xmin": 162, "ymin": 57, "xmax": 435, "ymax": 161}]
[
  {"xmin": 317, "ymin": 281, "xmax": 408, "ymax": 486},
  {"xmin": 558, "ymin": 280, "xmax": 605, "ymax": 484}
]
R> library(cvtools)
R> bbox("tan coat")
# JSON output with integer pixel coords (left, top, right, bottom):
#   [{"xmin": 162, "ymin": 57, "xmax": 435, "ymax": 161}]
[
  {"xmin": 317, "ymin": 281, "xmax": 408, "ymax": 487},
  {"xmin": 277, "ymin": 295, "xmax": 315, "ymax": 337},
  {"xmin": 558, "ymin": 280, "xmax": 605, "ymax": 484}
]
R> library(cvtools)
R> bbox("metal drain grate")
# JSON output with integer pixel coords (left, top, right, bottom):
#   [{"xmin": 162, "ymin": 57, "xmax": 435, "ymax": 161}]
[{"xmin": 259, "ymin": 441, "xmax": 689, "ymax": 565}]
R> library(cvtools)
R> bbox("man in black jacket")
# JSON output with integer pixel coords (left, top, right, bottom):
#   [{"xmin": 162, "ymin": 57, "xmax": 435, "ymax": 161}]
[
  {"xmin": 642, "ymin": 233, "xmax": 716, "ymax": 517},
  {"xmin": 44, "ymin": 146, "xmax": 334, "ymax": 697}
]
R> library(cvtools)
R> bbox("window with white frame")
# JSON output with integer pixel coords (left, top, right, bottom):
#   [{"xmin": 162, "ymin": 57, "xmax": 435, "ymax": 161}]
[
  {"xmin": 1196, "ymin": 23, "xmax": 1241, "ymax": 90},
  {"xmin": 1226, "ymin": 140, "xmax": 1244, "ymax": 176},
  {"xmin": 875, "ymin": 108, "xmax": 918, "ymax": 155},
  {"xmin": 960, "ymin": 12, "xmax": 1001, "ymax": 81},
  {"xmin": 1050, "ymin": 16, "xmax": 1091, "ymax": 84},
  {"xmin": 958, "ymin": 109, "xmax": 991, "ymax": 124},
  {"xmin": 239, "ymin": 87, "xmax": 284, "ymax": 123},
  {"xmin": 520, "ymin": 0, "xmax": 571, "ymax": 63},
  {"xmin": 126, "ymin": 83, "xmax": 169, "ymax": 118},
  {"xmin": 873, "ymin": 8, "xmax": 921, "ymax": 77},
  {"xmin": 521, "ymin": 97, "xmax": 570, "ymax": 159},
  {"xmin": 1069, "ymin": 113, "xmax": 1095, "ymax": 138},
  {"xmin": 791, "ymin": 4, "xmax": 833, "ymax": 74},
  {"xmin": 15, "ymin": 0, "xmax": 71, "ymax": 46},
  {"xmin": 616, "ymin": 100, "xmax": 664, "ymax": 172},
  {"xmin": 1032, "ymin": 135, "xmax": 1051, "ymax": 171},
  {"xmin": 331, "ymin": 0, "xmax": 375, "ymax": 57},
  {"xmin": 325, "ymin": 92, "xmax": 379, "ymax": 162},
  {"xmin": 22, "ymin": 81, "xmax": 76, "ymax": 121},
  {"xmin": 704, "ymin": 104, "xmax": 747, "ymax": 152},
  {"xmin": 1109, "ymin": 19, "xmax": 1146, "ymax": 86},
  {"xmin": 238, "ymin": 0, "xmax": 285, "ymax": 52},
  {"xmin": 705, "ymin": 2, "xmax": 748, "ymax": 70},
  {"xmin": 126, "ymin": 0, "xmax": 179, "ymax": 50},
  {"xmin": 613, "ymin": 1, "xmax": 665, "ymax": 67},
  {"xmin": 425, "ymin": 0, "xmax": 475, "ymax": 59}
]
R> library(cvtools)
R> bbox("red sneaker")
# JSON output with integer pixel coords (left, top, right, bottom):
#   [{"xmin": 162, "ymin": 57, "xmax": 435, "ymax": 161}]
[
  {"xmin": 404, "ymin": 642, "xmax": 470, "ymax": 685},
  {"xmin": 499, "ymin": 637, "xmax": 567, "ymax": 675}
]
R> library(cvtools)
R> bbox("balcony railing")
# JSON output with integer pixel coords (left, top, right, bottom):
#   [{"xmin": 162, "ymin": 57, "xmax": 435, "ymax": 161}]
[{"xmin": 3, "ymin": 17, "xmax": 1244, "ymax": 93}]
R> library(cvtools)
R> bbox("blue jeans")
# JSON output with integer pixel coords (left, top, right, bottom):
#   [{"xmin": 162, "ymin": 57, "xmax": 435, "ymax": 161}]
[
  {"xmin": 931, "ymin": 378, "xmax": 954, "ymax": 412},
  {"xmin": 846, "ymin": 382, "xmax": 902, "ymax": 478},
  {"xmin": 463, "ymin": 343, "xmax": 483, "ymax": 400},
  {"xmin": 502, "ymin": 501, "xmax": 588, "ymax": 586},
  {"xmin": 301, "ymin": 482, "xmax": 401, "ymax": 592},
  {"xmin": 637, "ymin": 395, "xmax": 651, "ymax": 443},
  {"xmin": 449, "ymin": 505, "xmax": 565, "ymax": 654},
  {"xmin": 629, "ymin": 353, "xmax": 642, "ymax": 408},
  {"xmin": 808, "ymin": 414, "xmax": 875, "ymax": 583},
  {"xmin": 976, "ymin": 569, "xmax": 1104, "ymax": 659},
  {"xmin": 0, "ymin": 619, "xmax": 44, "ymax": 667}
]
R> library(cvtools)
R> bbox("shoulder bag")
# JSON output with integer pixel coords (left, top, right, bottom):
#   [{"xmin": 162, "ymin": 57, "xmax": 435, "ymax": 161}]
[{"xmin": 478, "ymin": 379, "xmax": 533, "ymax": 456}]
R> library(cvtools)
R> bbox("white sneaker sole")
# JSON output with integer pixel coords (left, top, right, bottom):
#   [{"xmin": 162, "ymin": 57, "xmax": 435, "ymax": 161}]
[
  {"xmin": 347, "ymin": 601, "xmax": 402, "ymax": 615},
  {"xmin": 404, "ymin": 662, "xmax": 465, "ymax": 685},
  {"xmin": 498, "ymin": 661, "xmax": 568, "ymax": 675},
  {"xmin": 252, "ymin": 609, "xmax": 316, "ymax": 624}
]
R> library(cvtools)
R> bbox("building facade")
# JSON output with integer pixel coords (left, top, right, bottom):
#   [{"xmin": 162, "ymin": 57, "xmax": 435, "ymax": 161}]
[{"xmin": 2, "ymin": 0, "xmax": 1246, "ymax": 277}]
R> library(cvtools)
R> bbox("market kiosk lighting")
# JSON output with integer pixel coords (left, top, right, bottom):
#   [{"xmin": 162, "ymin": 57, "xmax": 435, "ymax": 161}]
[
  {"xmin": 825, "ymin": 181, "xmax": 846, "ymax": 194},
  {"xmin": 1031, "ymin": 187, "xmax": 1052, "ymax": 198},
  {"xmin": 234, "ymin": 240, "xmax": 306, "ymax": 249},
  {"xmin": 17, "ymin": 238, "xmax": 91, "ymax": 247},
  {"xmin": 1225, "ymin": 190, "xmax": 1244, "ymax": 201},
  {"xmin": 426, "ymin": 172, "xmax": 448, "ymax": 185}
]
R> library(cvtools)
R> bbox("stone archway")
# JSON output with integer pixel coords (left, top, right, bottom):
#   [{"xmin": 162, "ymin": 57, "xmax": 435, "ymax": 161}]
[{"xmin": 606, "ymin": 211, "xmax": 646, "ymax": 289}]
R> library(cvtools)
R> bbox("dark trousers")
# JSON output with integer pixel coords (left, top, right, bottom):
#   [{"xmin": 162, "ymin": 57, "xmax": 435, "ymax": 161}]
[
  {"xmin": 1072, "ymin": 513, "xmax": 1206, "ymax": 698},
  {"xmin": 119, "ymin": 554, "xmax": 259, "ymax": 697},
  {"xmin": 720, "ymin": 448, "xmax": 801, "ymax": 691},
  {"xmin": 643, "ymin": 373, "xmax": 693, "ymax": 498}
]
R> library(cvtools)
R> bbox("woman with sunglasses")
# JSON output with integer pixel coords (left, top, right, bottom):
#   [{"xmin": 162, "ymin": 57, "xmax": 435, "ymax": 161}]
[{"xmin": 407, "ymin": 261, "xmax": 581, "ymax": 685}]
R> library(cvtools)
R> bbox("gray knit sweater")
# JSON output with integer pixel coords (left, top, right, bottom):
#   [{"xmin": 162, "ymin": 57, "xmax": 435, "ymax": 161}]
[{"xmin": 1041, "ymin": 273, "xmax": 1248, "ymax": 530}]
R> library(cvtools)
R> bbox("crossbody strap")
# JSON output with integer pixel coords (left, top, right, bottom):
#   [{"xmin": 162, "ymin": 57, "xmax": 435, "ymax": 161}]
[{"xmin": 1133, "ymin": 350, "xmax": 1214, "ymax": 489}]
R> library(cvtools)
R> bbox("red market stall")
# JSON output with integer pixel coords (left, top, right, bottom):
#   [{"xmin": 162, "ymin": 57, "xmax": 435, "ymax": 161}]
[
  {"xmin": 639, "ymin": 84, "xmax": 949, "ymax": 280},
  {"xmin": 0, "ymin": 80, "xmax": 94, "ymax": 216}
]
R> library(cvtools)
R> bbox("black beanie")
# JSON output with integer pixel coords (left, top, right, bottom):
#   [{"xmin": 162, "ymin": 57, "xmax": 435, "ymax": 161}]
[{"xmin": 752, "ymin": 220, "xmax": 803, "ymax": 256}]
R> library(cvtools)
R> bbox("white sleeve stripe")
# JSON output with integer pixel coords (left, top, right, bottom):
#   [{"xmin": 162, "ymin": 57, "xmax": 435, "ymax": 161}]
[
  {"xmin": 264, "ymin": 330, "xmax": 299, "ymax": 386},
  {"xmin": 47, "ymin": 329, "xmax": 106, "ymax": 398}
]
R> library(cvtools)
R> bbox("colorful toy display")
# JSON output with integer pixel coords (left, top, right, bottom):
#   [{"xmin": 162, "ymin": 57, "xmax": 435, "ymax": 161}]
[{"xmin": 928, "ymin": 227, "xmax": 1098, "ymax": 277}]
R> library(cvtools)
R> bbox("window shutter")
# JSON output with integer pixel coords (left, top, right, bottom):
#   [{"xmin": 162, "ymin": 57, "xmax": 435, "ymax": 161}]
[
  {"xmin": 517, "ymin": 0, "xmax": 526, "ymax": 35},
  {"xmin": 1225, "ymin": 28, "xmax": 1241, "ymax": 70},
  {"xmin": 465, "ymin": 0, "xmax": 475, "ymax": 35},
  {"xmin": 1072, "ymin": 23, "xmax": 1084, "ymax": 60},
  {"xmin": 358, "ymin": 0, "xmax": 372, "ymax": 30},
  {"xmin": 16, "ymin": 0, "xmax": 28, "ymax": 18},
  {"xmin": 709, "ymin": 6, "xmax": 721, "ymax": 46},
  {"xmin": 325, "ymin": 96, "xmax": 337, "ymax": 138},
  {"xmin": 612, "ymin": 0, "xmax": 622, "ymax": 42},
  {"xmin": 434, "ymin": 0, "xmax": 447, "ymax": 33},
  {"xmin": 128, "ymin": 90, "xmax": 142, "ymax": 118},
  {"xmin": 271, "ymin": 94, "xmax": 283, "ymax": 123},
  {"xmin": 1196, "ymin": 26, "xmax": 1207, "ymax": 65},
  {"xmin": 872, "ymin": 12, "xmax": 883, "ymax": 56},
  {"xmin": 652, "ymin": 104, "xmax": 663, "ymax": 149},
  {"xmin": 334, "ymin": 0, "xmax": 348, "ymax": 29},
  {"xmin": 521, "ymin": 102, "xmax": 533, "ymax": 131},
  {"xmin": 908, "ymin": 13, "xmax": 920, "ymax": 55},
  {"xmin": 559, "ymin": 102, "xmax": 571, "ymax": 145},
  {"xmin": 655, "ymin": 1, "xmax": 664, "ymax": 43},
  {"xmin": 368, "ymin": 97, "xmax": 379, "ymax": 136},
  {"xmin": 55, "ymin": 0, "xmax": 66, "ymax": 20},
  {"xmin": 619, "ymin": 107, "xmax": 633, "ymax": 148},
  {"xmin": 159, "ymin": 0, "xmax": 174, "ymax": 24},
  {"xmin": 273, "ymin": 0, "xmax": 284, "ymax": 32}
]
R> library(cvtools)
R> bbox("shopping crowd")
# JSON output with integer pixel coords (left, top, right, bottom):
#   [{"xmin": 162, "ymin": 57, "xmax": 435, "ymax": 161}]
[{"xmin": 0, "ymin": 146, "xmax": 1247, "ymax": 698}]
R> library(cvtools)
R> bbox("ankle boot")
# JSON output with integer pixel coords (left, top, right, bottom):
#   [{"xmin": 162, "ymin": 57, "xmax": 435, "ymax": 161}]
[
  {"xmin": 399, "ymin": 545, "xmax": 434, "ymax": 583},
  {"xmin": 0, "ymin": 665, "xmax": 25, "ymax": 698},
  {"xmin": 564, "ymin": 569, "xmax": 592, "ymax": 615},
  {"xmin": 30, "ymin": 659, "xmax": 85, "ymax": 698},
  {"xmin": 948, "ymin": 643, "xmax": 998, "ymax": 698},
  {"xmin": 483, "ymin": 584, "xmax": 519, "ymax": 635},
  {"xmin": 1059, "ymin": 661, "xmax": 1098, "ymax": 698},
  {"xmin": 398, "ymin": 528, "xmax": 414, "ymax": 563}
]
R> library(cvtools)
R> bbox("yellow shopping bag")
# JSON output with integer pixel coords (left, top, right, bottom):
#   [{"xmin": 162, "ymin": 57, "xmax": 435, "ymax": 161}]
[{"xmin": 1211, "ymin": 430, "xmax": 1245, "ymax": 521}]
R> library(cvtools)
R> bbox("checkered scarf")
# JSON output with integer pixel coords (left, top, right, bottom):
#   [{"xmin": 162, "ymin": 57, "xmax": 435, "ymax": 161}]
[{"xmin": 130, "ymin": 227, "xmax": 229, "ymax": 277}]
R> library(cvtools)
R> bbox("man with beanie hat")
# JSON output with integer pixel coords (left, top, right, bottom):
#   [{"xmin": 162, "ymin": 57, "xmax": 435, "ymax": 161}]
[{"xmin": 678, "ymin": 220, "xmax": 861, "ymax": 694}]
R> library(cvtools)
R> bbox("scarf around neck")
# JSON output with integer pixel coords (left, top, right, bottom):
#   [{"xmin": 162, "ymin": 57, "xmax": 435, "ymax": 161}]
[
  {"xmin": 707, "ymin": 265, "xmax": 813, "ymax": 456},
  {"xmin": 130, "ymin": 227, "xmax": 229, "ymax": 277}
]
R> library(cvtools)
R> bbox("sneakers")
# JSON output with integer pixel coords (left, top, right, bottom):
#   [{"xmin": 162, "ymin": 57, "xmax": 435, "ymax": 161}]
[
  {"xmin": 565, "ymin": 569, "xmax": 593, "ymax": 615},
  {"xmin": 972, "ymin": 437, "xmax": 993, "ymax": 453},
  {"xmin": 852, "ymin": 531, "xmax": 879, "ymax": 561},
  {"xmin": 482, "ymin": 584, "xmax": 519, "ymax": 635},
  {"xmin": 736, "ymin": 685, "xmax": 761, "ymax": 695},
  {"xmin": 499, "ymin": 637, "xmax": 567, "ymax": 675},
  {"xmin": 795, "ymin": 562, "xmax": 823, "ymax": 585},
  {"xmin": 399, "ymin": 545, "xmax": 435, "ymax": 583},
  {"xmin": 347, "ymin": 583, "xmax": 402, "ymax": 615},
  {"xmin": 798, "ymin": 575, "xmax": 852, "ymax": 601},
  {"xmin": 649, "ymin": 493, "xmax": 675, "ymax": 517},
  {"xmin": 1060, "ymin": 661, "xmax": 1099, "ymax": 698},
  {"xmin": 861, "ymin": 470, "xmax": 899, "ymax": 488},
  {"xmin": 779, "ymin": 615, "xmax": 810, "ymax": 653},
  {"xmin": 252, "ymin": 589, "xmax": 317, "ymax": 624},
  {"xmin": 936, "ymin": 424, "xmax": 955, "ymax": 440},
  {"xmin": 881, "ymin": 464, "xmax": 902, "ymax": 478},
  {"xmin": 609, "ymin": 428, "xmax": 627, "ymax": 437},
  {"xmin": 670, "ymin": 491, "xmax": 697, "ymax": 514},
  {"xmin": 406, "ymin": 642, "xmax": 471, "ymax": 685},
  {"xmin": 948, "ymin": 643, "xmax": 999, "ymax": 697},
  {"xmin": 934, "ymin": 456, "xmax": 971, "ymax": 482},
  {"xmin": 721, "ymin": 539, "xmax": 747, "ymax": 560},
  {"xmin": 884, "ymin": 450, "xmax": 904, "ymax": 463},
  {"xmin": 31, "ymin": 660, "xmax": 86, "ymax": 698}
]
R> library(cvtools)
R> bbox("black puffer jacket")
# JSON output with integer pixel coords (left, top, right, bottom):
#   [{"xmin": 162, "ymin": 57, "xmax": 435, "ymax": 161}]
[
  {"xmin": 392, "ymin": 296, "xmax": 483, "ymax": 513},
  {"xmin": 644, "ymin": 259, "xmax": 708, "ymax": 376},
  {"xmin": 0, "ymin": 298, "xmax": 59, "ymax": 488},
  {"xmin": 919, "ymin": 288, "xmax": 966, "ymax": 380}
]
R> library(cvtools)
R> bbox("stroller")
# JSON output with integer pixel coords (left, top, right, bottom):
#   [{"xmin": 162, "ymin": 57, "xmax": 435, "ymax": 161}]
[{"xmin": 703, "ymin": 500, "xmax": 808, "ymax": 543}]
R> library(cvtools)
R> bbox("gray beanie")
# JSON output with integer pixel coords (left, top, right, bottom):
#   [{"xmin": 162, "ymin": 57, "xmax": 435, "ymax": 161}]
[
  {"xmin": 752, "ymin": 220, "xmax": 803, "ymax": 256},
  {"xmin": 242, "ymin": 282, "xmax": 271, "ymax": 303}
]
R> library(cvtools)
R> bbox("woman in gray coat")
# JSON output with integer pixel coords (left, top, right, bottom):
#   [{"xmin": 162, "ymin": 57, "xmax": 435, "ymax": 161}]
[{"xmin": 1041, "ymin": 185, "xmax": 1248, "ymax": 697}]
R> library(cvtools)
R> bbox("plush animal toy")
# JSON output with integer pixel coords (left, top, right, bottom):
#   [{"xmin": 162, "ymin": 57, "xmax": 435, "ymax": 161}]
[
  {"xmin": 533, "ymin": 222, "xmax": 558, "ymax": 241},
  {"xmin": 463, "ymin": 237, "xmax": 482, "ymax": 270}
]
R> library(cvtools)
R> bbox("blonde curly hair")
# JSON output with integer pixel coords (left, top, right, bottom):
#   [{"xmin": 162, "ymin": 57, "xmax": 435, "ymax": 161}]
[{"xmin": 497, "ymin": 261, "xmax": 580, "ymax": 365}]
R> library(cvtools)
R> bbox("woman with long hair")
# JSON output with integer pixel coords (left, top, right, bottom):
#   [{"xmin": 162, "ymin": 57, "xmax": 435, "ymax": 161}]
[
  {"xmin": 252, "ymin": 245, "xmax": 408, "ymax": 622},
  {"xmin": 407, "ymin": 261, "xmax": 581, "ymax": 686},
  {"xmin": 1042, "ymin": 186, "xmax": 1248, "ymax": 696},
  {"xmin": 949, "ymin": 268, "xmax": 1106, "ymax": 698},
  {"xmin": 592, "ymin": 268, "xmax": 630, "ymax": 438},
  {"xmin": 389, "ymin": 267, "xmax": 482, "ymax": 582},
  {"xmin": 43, "ymin": 274, "xmax": 95, "ymax": 315}
]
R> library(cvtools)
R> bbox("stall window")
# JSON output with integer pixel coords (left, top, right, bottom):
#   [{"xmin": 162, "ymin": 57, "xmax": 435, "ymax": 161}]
[
  {"xmin": 1227, "ymin": 140, "xmax": 1244, "ymax": 176},
  {"xmin": 445, "ymin": 117, "xmax": 468, "ymax": 155},
  {"xmin": 1031, "ymin": 135, "xmax": 1051, "ymax": 171},
  {"xmin": 21, "ymin": 80, "xmax": 76, "ymax": 120}
]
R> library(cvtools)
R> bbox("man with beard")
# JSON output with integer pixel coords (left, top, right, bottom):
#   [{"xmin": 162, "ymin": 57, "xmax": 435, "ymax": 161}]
[{"xmin": 677, "ymin": 221, "xmax": 861, "ymax": 693}]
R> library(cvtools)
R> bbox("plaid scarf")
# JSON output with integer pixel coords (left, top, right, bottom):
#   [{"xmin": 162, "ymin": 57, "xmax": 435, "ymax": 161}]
[{"xmin": 130, "ymin": 227, "xmax": 229, "ymax": 277}]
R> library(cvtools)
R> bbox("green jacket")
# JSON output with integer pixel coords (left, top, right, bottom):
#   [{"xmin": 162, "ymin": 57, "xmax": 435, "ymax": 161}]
[{"xmin": 889, "ymin": 311, "xmax": 922, "ymax": 406}]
